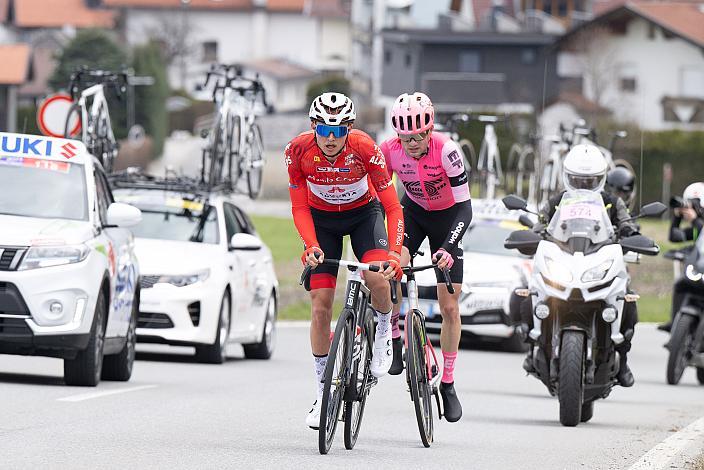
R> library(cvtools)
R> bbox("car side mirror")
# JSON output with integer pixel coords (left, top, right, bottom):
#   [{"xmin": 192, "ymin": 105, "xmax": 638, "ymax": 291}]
[
  {"xmin": 639, "ymin": 201, "xmax": 667, "ymax": 218},
  {"xmin": 505, "ymin": 229, "xmax": 541, "ymax": 256},
  {"xmin": 106, "ymin": 203, "xmax": 142, "ymax": 228},
  {"xmin": 620, "ymin": 234, "xmax": 660, "ymax": 256},
  {"xmin": 502, "ymin": 194, "xmax": 528, "ymax": 211},
  {"xmin": 230, "ymin": 233, "xmax": 262, "ymax": 251}
]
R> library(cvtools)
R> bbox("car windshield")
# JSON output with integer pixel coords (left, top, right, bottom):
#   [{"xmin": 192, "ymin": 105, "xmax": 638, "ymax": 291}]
[
  {"xmin": 463, "ymin": 220, "xmax": 521, "ymax": 256},
  {"xmin": 114, "ymin": 191, "xmax": 219, "ymax": 244},
  {"xmin": 547, "ymin": 190, "xmax": 614, "ymax": 244},
  {"xmin": 0, "ymin": 156, "xmax": 87, "ymax": 220}
]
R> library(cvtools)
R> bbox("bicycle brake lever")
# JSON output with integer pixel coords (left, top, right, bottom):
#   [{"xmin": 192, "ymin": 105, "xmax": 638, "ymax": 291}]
[{"xmin": 441, "ymin": 268, "xmax": 455, "ymax": 294}]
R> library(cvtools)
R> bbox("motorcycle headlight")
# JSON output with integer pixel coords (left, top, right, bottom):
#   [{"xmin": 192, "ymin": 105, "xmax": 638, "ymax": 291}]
[
  {"xmin": 581, "ymin": 260, "xmax": 614, "ymax": 283},
  {"xmin": 686, "ymin": 264, "xmax": 703, "ymax": 282},
  {"xmin": 544, "ymin": 257, "xmax": 573, "ymax": 284},
  {"xmin": 18, "ymin": 244, "xmax": 90, "ymax": 270},
  {"xmin": 158, "ymin": 269, "xmax": 210, "ymax": 287}
]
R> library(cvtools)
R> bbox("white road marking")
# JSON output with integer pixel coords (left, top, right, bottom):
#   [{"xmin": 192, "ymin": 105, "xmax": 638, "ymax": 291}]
[
  {"xmin": 629, "ymin": 415, "xmax": 704, "ymax": 469},
  {"xmin": 57, "ymin": 385, "xmax": 157, "ymax": 403},
  {"xmin": 277, "ymin": 321, "xmax": 311, "ymax": 328}
]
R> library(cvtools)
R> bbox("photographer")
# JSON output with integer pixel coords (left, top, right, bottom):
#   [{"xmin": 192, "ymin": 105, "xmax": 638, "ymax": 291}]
[
  {"xmin": 659, "ymin": 182, "xmax": 704, "ymax": 332},
  {"xmin": 669, "ymin": 182, "xmax": 704, "ymax": 244}
]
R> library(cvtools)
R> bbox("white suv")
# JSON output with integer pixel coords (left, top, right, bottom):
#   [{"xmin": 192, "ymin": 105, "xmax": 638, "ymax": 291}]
[{"xmin": 0, "ymin": 132, "xmax": 142, "ymax": 386}]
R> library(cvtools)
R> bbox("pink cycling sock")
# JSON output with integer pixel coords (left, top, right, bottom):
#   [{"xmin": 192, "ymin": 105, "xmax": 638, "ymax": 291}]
[
  {"xmin": 391, "ymin": 310, "xmax": 401, "ymax": 339},
  {"xmin": 442, "ymin": 351, "xmax": 457, "ymax": 384}
]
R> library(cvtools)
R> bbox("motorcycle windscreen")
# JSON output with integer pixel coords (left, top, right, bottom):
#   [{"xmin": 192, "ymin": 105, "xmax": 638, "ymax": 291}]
[{"xmin": 547, "ymin": 190, "xmax": 615, "ymax": 245}]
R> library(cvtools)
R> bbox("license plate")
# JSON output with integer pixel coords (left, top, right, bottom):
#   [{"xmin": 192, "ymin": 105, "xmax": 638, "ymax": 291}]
[
  {"xmin": 463, "ymin": 296, "xmax": 504, "ymax": 312},
  {"xmin": 400, "ymin": 299, "xmax": 438, "ymax": 319}
]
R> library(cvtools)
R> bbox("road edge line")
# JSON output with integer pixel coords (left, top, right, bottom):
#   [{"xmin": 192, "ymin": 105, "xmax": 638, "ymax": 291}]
[{"xmin": 629, "ymin": 415, "xmax": 704, "ymax": 469}]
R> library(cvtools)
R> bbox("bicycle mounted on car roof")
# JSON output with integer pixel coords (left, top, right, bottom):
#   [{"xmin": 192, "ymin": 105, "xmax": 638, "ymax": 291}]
[
  {"xmin": 64, "ymin": 68, "xmax": 128, "ymax": 174},
  {"xmin": 198, "ymin": 63, "xmax": 268, "ymax": 199}
]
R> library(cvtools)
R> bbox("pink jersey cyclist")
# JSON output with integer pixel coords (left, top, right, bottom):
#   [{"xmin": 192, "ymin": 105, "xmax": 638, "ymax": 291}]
[
  {"xmin": 381, "ymin": 132, "xmax": 470, "ymax": 211},
  {"xmin": 381, "ymin": 92, "xmax": 472, "ymax": 423}
]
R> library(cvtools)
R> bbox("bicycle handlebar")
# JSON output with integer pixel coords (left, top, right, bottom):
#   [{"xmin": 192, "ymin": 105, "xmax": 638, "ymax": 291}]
[
  {"xmin": 201, "ymin": 63, "xmax": 268, "ymax": 106},
  {"xmin": 68, "ymin": 68, "xmax": 128, "ymax": 100},
  {"xmin": 299, "ymin": 258, "xmax": 381, "ymax": 287}
]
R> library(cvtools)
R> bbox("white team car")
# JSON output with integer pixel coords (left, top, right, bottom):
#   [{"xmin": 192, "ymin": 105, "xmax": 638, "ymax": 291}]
[
  {"xmin": 112, "ymin": 181, "xmax": 278, "ymax": 363},
  {"xmin": 401, "ymin": 199, "xmax": 533, "ymax": 351},
  {"xmin": 0, "ymin": 132, "xmax": 142, "ymax": 386}
]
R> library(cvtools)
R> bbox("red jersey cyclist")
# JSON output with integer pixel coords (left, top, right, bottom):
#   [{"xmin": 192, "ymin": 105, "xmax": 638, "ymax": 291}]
[
  {"xmin": 285, "ymin": 92, "xmax": 404, "ymax": 429},
  {"xmin": 380, "ymin": 92, "xmax": 472, "ymax": 422}
]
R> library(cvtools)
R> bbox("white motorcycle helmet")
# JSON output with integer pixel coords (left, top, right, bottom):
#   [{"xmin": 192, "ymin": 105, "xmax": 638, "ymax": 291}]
[
  {"xmin": 562, "ymin": 144, "xmax": 609, "ymax": 192},
  {"xmin": 683, "ymin": 182, "xmax": 704, "ymax": 202},
  {"xmin": 308, "ymin": 92, "xmax": 356, "ymax": 125}
]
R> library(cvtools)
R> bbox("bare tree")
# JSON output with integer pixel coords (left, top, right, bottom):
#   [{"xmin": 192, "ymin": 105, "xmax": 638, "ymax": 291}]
[
  {"xmin": 567, "ymin": 25, "xmax": 617, "ymax": 107},
  {"xmin": 146, "ymin": 12, "xmax": 199, "ymax": 90}
]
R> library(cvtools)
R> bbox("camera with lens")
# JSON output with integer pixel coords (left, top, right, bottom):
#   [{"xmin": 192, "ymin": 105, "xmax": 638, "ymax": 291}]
[{"xmin": 669, "ymin": 196, "xmax": 689, "ymax": 209}]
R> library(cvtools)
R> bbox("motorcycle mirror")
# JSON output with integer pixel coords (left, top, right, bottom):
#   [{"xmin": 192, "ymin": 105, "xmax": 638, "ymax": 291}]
[
  {"xmin": 518, "ymin": 214, "xmax": 534, "ymax": 229},
  {"xmin": 620, "ymin": 235, "xmax": 660, "ymax": 256},
  {"xmin": 502, "ymin": 194, "xmax": 528, "ymax": 211},
  {"xmin": 504, "ymin": 229, "xmax": 541, "ymax": 256},
  {"xmin": 639, "ymin": 201, "xmax": 667, "ymax": 218}
]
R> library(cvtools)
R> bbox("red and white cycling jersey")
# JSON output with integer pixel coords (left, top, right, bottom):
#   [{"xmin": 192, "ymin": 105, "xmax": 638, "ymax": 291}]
[
  {"xmin": 285, "ymin": 129, "xmax": 404, "ymax": 253},
  {"xmin": 381, "ymin": 132, "xmax": 471, "ymax": 211}
]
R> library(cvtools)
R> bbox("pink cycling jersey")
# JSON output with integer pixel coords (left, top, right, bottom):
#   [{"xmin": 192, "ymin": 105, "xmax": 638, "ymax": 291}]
[{"xmin": 380, "ymin": 132, "xmax": 471, "ymax": 211}]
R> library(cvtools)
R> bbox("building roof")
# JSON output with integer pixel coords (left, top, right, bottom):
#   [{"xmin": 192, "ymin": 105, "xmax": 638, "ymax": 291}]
[
  {"xmin": 267, "ymin": 0, "xmax": 304, "ymax": 11},
  {"xmin": 304, "ymin": 0, "xmax": 349, "ymax": 18},
  {"xmin": 0, "ymin": 44, "xmax": 31, "ymax": 85},
  {"xmin": 244, "ymin": 58, "xmax": 317, "ymax": 80},
  {"xmin": 0, "ymin": 0, "xmax": 9, "ymax": 22},
  {"xmin": 561, "ymin": 2, "xmax": 704, "ymax": 50},
  {"xmin": 13, "ymin": 0, "xmax": 116, "ymax": 28},
  {"xmin": 102, "ymin": 0, "xmax": 253, "ymax": 9},
  {"xmin": 382, "ymin": 29, "xmax": 557, "ymax": 45}
]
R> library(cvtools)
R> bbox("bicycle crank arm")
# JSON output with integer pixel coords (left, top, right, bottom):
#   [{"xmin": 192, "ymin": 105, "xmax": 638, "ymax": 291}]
[{"xmin": 434, "ymin": 389, "xmax": 444, "ymax": 420}]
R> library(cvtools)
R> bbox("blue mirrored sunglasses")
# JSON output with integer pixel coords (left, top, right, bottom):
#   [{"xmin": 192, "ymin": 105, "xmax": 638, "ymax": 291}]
[{"xmin": 315, "ymin": 124, "xmax": 348, "ymax": 138}]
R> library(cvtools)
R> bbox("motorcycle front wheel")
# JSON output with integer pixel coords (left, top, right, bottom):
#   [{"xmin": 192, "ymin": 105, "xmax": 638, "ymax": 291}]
[
  {"xmin": 666, "ymin": 314, "xmax": 695, "ymax": 385},
  {"xmin": 558, "ymin": 331, "xmax": 585, "ymax": 427}
]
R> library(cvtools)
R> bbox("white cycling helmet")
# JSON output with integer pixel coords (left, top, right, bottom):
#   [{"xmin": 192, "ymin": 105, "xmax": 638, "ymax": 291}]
[
  {"xmin": 562, "ymin": 144, "xmax": 608, "ymax": 192},
  {"xmin": 683, "ymin": 182, "xmax": 704, "ymax": 202},
  {"xmin": 309, "ymin": 92, "xmax": 356, "ymax": 125}
]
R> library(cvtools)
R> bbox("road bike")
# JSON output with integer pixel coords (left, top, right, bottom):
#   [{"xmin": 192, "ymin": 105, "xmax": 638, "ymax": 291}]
[
  {"xmin": 199, "ymin": 64, "xmax": 268, "ymax": 198},
  {"xmin": 300, "ymin": 258, "xmax": 388, "ymax": 454},
  {"xmin": 475, "ymin": 115, "xmax": 507, "ymax": 200},
  {"xmin": 64, "ymin": 68, "xmax": 127, "ymax": 174},
  {"xmin": 395, "ymin": 254, "xmax": 454, "ymax": 447},
  {"xmin": 443, "ymin": 113, "xmax": 477, "ymax": 177},
  {"xmin": 506, "ymin": 135, "xmax": 539, "ymax": 206}
]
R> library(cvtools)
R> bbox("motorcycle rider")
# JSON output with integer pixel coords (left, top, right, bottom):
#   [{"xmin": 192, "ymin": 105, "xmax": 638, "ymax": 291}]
[
  {"xmin": 658, "ymin": 182, "xmax": 704, "ymax": 332},
  {"xmin": 511, "ymin": 144, "xmax": 639, "ymax": 387},
  {"xmin": 606, "ymin": 166, "xmax": 636, "ymax": 212}
]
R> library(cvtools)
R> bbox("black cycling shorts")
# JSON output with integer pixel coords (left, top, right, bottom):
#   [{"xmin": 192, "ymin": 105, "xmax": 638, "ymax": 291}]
[
  {"xmin": 402, "ymin": 196, "xmax": 464, "ymax": 284},
  {"xmin": 307, "ymin": 201, "xmax": 389, "ymax": 290}
]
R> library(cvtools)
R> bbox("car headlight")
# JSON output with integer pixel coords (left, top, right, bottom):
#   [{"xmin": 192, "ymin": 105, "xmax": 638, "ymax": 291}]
[
  {"xmin": 581, "ymin": 260, "xmax": 613, "ymax": 282},
  {"xmin": 18, "ymin": 244, "xmax": 90, "ymax": 270},
  {"xmin": 158, "ymin": 269, "xmax": 210, "ymax": 287},
  {"xmin": 544, "ymin": 257, "xmax": 573, "ymax": 284},
  {"xmin": 686, "ymin": 264, "xmax": 703, "ymax": 282}
]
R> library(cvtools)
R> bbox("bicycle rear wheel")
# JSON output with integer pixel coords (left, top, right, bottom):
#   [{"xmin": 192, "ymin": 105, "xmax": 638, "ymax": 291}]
[
  {"xmin": 319, "ymin": 310, "xmax": 353, "ymax": 454},
  {"xmin": 343, "ymin": 308, "xmax": 374, "ymax": 450},
  {"xmin": 207, "ymin": 118, "xmax": 227, "ymax": 188},
  {"xmin": 246, "ymin": 123, "xmax": 264, "ymax": 199},
  {"xmin": 406, "ymin": 310, "xmax": 433, "ymax": 447}
]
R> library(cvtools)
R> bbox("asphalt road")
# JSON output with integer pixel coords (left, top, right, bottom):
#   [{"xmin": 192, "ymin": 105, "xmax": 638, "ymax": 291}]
[{"xmin": 1, "ymin": 324, "xmax": 703, "ymax": 469}]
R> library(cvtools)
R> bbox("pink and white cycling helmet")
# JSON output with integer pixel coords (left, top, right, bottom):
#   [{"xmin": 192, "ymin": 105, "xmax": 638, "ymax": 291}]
[{"xmin": 390, "ymin": 92, "xmax": 434, "ymax": 135}]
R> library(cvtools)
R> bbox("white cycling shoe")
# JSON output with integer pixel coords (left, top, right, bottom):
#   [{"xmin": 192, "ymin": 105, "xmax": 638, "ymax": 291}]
[
  {"xmin": 370, "ymin": 329, "xmax": 393, "ymax": 378},
  {"xmin": 306, "ymin": 399, "xmax": 321, "ymax": 430}
]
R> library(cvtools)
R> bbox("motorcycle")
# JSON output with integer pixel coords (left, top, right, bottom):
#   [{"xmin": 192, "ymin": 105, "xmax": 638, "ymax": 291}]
[
  {"xmin": 502, "ymin": 191, "xmax": 665, "ymax": 426},
  {"xmin": 665, "ymin": 237, "xmax": 704, "ymax": 385}
]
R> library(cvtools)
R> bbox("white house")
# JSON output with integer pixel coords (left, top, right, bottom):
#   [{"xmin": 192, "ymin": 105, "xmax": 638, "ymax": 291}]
[
  {"xmin": 102, "ymin": 0, "xmax": 351, "ymax": 110},
  {"xmin": 557, "ymin": 2, "xmax": 704, "ymax": 131}
]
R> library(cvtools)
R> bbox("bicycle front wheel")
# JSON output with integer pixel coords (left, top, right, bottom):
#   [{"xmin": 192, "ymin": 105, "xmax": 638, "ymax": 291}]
[
  {"xmin": 343, "ymin": 307, "xmax": 374, "ymax": 450},
  {"xmin": 246, "ymin": 123, "xmax": 264, "ymax": 199},
  {"xmin": 406, "ymin": 310, "xmax": 433, "ymax": 447},
  {"xmin": 319, "ymin": 310, "xmax": 353, "ymax": 454}
]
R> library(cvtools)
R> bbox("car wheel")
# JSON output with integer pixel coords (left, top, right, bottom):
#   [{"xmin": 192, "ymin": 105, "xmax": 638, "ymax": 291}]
[
  {"xmin": 195, "ymin": 291, "xmax": 231, "ymax": 364},
  {"xmin": 243, "ymin": 293, "xmax": 277, "ymax": 360},
  {"xmin": 64, "ymin": 292, "xmax": 106, "ymax": 386},
  {"xmin": 103, "ymin": 289, "xmax": 138, "ymax": 381}
]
